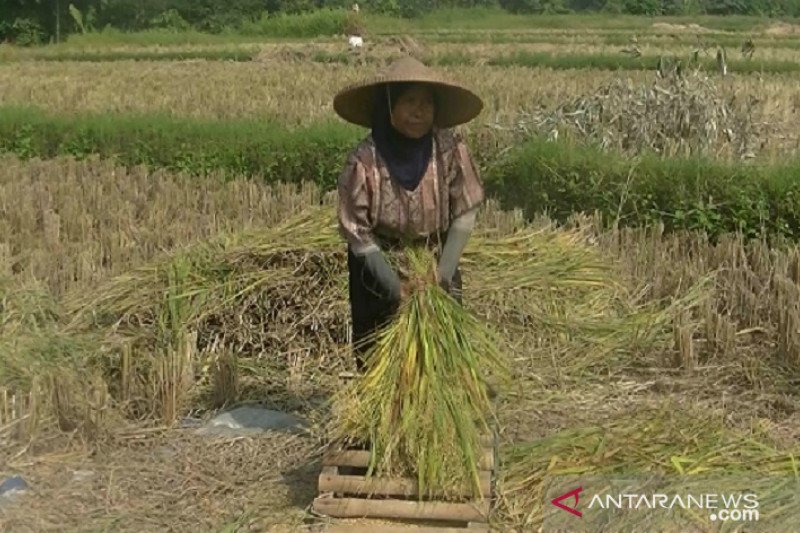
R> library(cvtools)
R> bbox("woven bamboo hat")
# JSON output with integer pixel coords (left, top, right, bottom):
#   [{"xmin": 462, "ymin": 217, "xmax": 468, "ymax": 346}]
[{"xmin": 333, "ymin": 56, "xmax": 483, "ymax": 129}]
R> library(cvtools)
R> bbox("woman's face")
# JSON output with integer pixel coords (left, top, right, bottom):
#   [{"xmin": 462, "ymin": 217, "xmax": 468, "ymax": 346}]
[{"xmin": 390, "ymin": 84, "xmax": 435, "ymax": 139}]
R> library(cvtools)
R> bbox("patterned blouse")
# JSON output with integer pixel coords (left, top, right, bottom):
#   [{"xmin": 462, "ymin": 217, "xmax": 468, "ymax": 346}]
[{"xmin": 337, "ymin": 128, "xmax": 485, "ymax": 255}]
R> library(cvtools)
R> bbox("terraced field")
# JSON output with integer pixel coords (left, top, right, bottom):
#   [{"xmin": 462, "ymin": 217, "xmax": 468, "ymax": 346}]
[{"xmin": 2, "ymin": 11, "xmax": 800, "ymax": 532}]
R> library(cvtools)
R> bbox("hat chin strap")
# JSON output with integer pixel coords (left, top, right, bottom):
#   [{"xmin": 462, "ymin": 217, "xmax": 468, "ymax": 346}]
[{"xmin": 386, "ymin": 85, "xmax": 395, "ymax": 126}]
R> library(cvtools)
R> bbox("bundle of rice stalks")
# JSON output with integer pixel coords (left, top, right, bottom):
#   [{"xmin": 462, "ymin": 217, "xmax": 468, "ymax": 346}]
[
  {"xmin": 0, "ymin": 277, "xmax": 114, "ymax": 444},
  {"xmin": 498, "ymin": 402, "xmax": 800, "ymax": 530},
  {"xmin": 465, "ymin": 222, "xmax": 626, "ymax": 352},
  {"xmin": 64, "ymin": 206, "xmax": 344, "ymax": 337},
  {"xmin": 465, "ymin": 223, "xmax": 613, "ymax": 296},
  {"xmin": 330, "ymin": 246, "xmax": 508, "ymax": 500},
  {"xmin": 62, "ymin": 207, "xmax": 348, "ymax": 420},
  {"xmin": 465, "ymin": 216, "xmax": 704, "ymax": 376},
  {"xmin": 0, "ymin": 276, "xmax": 59, "ymax": 336},
  {"xmin": 63, "ymin": 204, "xmax": 621, "ymax": 385},
  {"xmin": 516, "ymin": 69, "xmax": 769, "ymax": 160}
]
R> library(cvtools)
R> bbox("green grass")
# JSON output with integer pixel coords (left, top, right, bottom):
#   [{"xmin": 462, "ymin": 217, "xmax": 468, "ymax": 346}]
[
  {"xmin": 6, "ymin": 10, "xmax": 793, "ymax": 51},
  {"xmin": 488, "ymin": 137, "xmax": 800, "ymax": 241},
  {"xmin": 379, "ymin": 8, "xmax": 779, "ymax": 32},
  {"xmin": 2, "ymin": 106, "xmax": 800, "ymax": 242},
  {"xmin": 485, "ymin": 50, "xmax": 656, "ymax": 69},
  {"xmin": 0, "ymin": 49, "xmax": 258, "ymax": 63},
  {"xmin": 0, "ymin": 106, "xmax": 361, "ymax": 190},
  {"xmin": 239, "ymin": 8, "xmax": 351, "ymax": 38},
  {"xmin": 422, "ymin": 30, "xmax": 800, "ymax": 51},
  {"xmin": 310, "ymin": 49, "xmax": 800, "ymax": 75},
  {"xmin": 50, "ymin": 25, "xmax": 800, "ymax": 54},
  {"xmin": 60, "ymin": 27, "xmax": 270, "ymax": 48},
  {"xmin": 485, "ymin": 50, "xmax": 800, "ymax": 73},
  {"xmin": 54, "ymin": 9, "xmax": 355, "ymax": 46}
]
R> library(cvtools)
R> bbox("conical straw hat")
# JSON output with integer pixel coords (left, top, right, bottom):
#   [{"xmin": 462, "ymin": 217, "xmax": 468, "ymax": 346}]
[{"xmin": 333, "ymin": 56, "xmax": 483, "ymax": 129}]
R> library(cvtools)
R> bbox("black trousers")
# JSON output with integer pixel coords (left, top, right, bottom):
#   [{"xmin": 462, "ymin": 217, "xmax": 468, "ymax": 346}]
[{"xmin": 347, "ymin": 246, "xmax": 463, "ymax": 372}]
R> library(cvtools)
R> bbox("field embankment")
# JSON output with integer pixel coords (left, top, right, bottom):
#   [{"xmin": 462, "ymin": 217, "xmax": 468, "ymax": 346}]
[{"xmin": 1, "ymin": 106, "xmax": 799, "ymax": 242}]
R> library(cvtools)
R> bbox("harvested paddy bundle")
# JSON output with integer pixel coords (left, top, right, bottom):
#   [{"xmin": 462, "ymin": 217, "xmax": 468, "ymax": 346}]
[
  {"xmin": 62, "ymin": 206, "xmax": 348, "ymax": 419},
  {"xmin": 0, "ymin": 277, "xmax": 114, "ymax": 442},
  {"xmin": 63, "ymin": 204, "xmax": 622, "ymax": 372},
  {"xmin": 465, "ymin": 218, "xmax": 697, "ymax": 376},
  {"xmin": 330, "ymin": 246, "xmax": 507, "ymax": 500},
  {"xmin": 64, "ymin": 205, "xmax": 344, "ymax": 338}
]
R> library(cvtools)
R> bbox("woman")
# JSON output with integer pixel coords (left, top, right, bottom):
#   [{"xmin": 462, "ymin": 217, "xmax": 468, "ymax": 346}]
[{"xmin": 333, "ymin": 57, "xmax": 485, "ymax": 371}]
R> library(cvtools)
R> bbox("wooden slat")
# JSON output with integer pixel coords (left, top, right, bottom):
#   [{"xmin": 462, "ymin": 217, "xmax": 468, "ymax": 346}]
[
  {"xmin": 322, "ymin": 450, "xmax": 368, "ymax": 467},
  {"xmin": 324, "ymin": 450, "xmax": 494, "ymax": 470},
  {"xmin": 318, "ymin": 471, "xmax": 492, "ymax": 499},
  {"xmin": 483, "ymin": 447, "xmax": 495, "ymax": 470},
  {"xmin": 323, "ymin": 525, "xmax": 488, "ymax": 533},
  {"xmin": 313, "ymin": 496, "xmax": 490, "ymax": 522}
]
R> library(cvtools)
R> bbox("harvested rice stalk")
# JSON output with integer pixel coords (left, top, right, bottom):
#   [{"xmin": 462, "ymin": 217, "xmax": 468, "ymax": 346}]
[
  {"xmin": 60, "ymin": 204, "xmax": 674, "ymax": 431},
  {"xmin": 0, "ymin": 278, "xmax": 117, "ymax": 442},
  {"xmin": 330, "ymin": 246, "xmax": 508, "ymax": 500},
  {"xmin": 498, "ymin": 403, "xmax": 800, "ymax": 529},
  {"xmin": 466, "ymin": 224, "xmax": 612, "ymax": 294}
]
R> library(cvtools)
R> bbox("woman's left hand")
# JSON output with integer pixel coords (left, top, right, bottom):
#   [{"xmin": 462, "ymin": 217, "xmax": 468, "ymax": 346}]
[{"xmin": 434, "ymin": 267, "xmax": 450, "ymax": 292}]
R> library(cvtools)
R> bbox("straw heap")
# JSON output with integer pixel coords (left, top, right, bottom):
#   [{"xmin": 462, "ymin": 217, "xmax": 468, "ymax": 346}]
[{"xmin": 518, "ymin": 69, "xmax": 767, "ymax": 160}]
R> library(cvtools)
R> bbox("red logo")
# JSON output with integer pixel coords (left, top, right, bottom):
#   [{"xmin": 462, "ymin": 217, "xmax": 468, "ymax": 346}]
[{"xmin": 551, "ymin": 487, "xmax": 583, "ymax": 517}]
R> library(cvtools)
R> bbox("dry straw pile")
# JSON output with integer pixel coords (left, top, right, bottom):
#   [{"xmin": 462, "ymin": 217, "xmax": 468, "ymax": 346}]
[
  {"xmin": 61, "ymin": 205, "xmax": 348, "ymax": 423},
  {"xmin": 519, "ymin": 68, "xmax": 769, "ymax": 159}
]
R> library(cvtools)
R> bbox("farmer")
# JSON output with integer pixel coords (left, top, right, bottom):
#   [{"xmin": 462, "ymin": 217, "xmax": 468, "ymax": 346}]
[{"xmin": 333, "ymin": 57, "xmax": 485, "ymax": 371}]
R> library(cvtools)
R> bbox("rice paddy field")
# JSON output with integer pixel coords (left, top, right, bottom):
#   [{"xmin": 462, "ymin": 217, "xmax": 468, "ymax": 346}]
[{"xmin": 3, "ymin": 9, "xmax": 800, "ymax": 533}]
